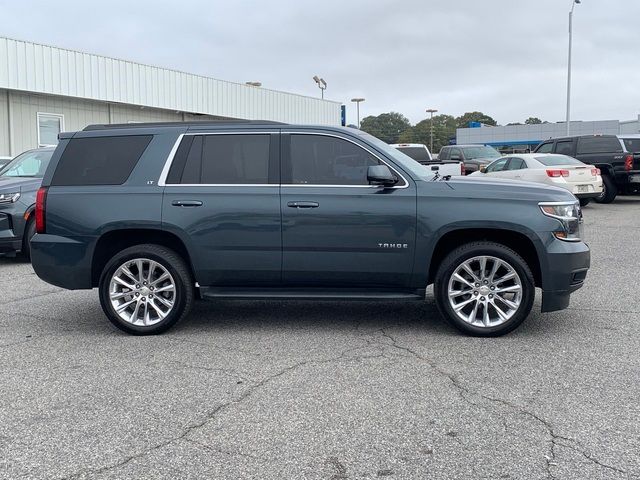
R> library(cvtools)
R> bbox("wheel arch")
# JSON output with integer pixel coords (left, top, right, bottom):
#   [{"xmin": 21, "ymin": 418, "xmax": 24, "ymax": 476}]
[
  {"xmin": 91, "ymin": 228, "xmax": 195, "ymax": 288},
  {"xmin": 426, "ymin": 228, "xmax": 542, "ymax": 288}
]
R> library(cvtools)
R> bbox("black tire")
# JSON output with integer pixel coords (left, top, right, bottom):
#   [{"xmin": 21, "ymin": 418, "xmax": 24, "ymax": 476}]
[
  {"xmin": 434, "ymin": 241, "xmax": 535, "ymax": 337},
  {"xmin": 579, "ymin": 198, "xmax": 591, "ymax": 207},
  {"xmin": 98, "ymin": 244, "xmax": 194, "ymax": 335},
  {"xmin": 593, "ymin": 174, "xmax": 617, "ymax": 204},
  {"xmin": 21, "ymin": 218, "xmax": 36, "ymax": 261}
]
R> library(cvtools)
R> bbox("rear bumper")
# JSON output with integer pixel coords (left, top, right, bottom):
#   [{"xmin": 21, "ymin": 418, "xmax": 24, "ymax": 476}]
[
  {"xmin": 540, "ymin": 239, "xmax": 590, "ymax": 313},
  {"xmin": 30, "ymin": 234, "xmax": 93, "ymax": 289}
]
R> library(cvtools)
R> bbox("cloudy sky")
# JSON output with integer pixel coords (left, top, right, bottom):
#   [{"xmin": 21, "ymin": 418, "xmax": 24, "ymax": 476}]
[{"xmin": 1, "ymin": 0, "xmax": 639, "ymax": 126}]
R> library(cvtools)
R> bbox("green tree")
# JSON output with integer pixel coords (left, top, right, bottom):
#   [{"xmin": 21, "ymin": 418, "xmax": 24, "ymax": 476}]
[
  {"xmin": 524, "ymin": 117, "xmax": 543, "ymax": 125},
  {"xmin": 359, "ymin": 112, "xmax": 411, "ymax": 144},
  {"xmin": 455, "ymin": 111, "xmax": 497, "ymax": 128},
  {"xmin": 398, "ymin": 114, "xmax": 457, "ymax": 154}
]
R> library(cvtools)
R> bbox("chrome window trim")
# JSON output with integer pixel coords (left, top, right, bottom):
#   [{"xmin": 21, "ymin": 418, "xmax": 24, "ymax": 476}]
[{"xmin": 158, "ymin": 130, "xmax": 410, "ymax": 189}]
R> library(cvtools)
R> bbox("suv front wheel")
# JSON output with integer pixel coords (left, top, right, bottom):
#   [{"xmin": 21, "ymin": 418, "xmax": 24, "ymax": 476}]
[
  {"xmin": 434, "ymin": 242, "xmax": 535, "ymax": 336},
  {"xmin": 98, "ymin": 244, "xmax": 194, "ymax": 335}
]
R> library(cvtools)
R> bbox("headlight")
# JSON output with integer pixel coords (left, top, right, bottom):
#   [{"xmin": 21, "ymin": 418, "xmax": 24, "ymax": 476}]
[
  {"xmin": 539, "ymin": 201, "xmax": 582, "ymax": 242},
  {"xmin": 0, "ymin": 192, "xmax": 20, "ymax": 204}
]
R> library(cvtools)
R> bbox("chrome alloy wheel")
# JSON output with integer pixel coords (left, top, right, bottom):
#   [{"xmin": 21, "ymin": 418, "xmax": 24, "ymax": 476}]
[
  {"xmin": 108, "ymin": 258, "xmax": 176, "ymax": 326},
  {"xmin": 447, "ymin": 255, "xmax": 523, "ymax": 328}
]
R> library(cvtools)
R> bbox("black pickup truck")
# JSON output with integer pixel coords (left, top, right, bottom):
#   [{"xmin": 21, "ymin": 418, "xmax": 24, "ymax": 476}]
[{"xmin": 534, "ymin": 134, "xmax": 640, "ymax": 203}]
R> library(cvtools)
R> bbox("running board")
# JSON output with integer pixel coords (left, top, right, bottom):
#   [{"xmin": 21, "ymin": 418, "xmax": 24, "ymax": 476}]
[{"xmin": 199, "ymin": 287, "xmax": 425, "ymax": 301}]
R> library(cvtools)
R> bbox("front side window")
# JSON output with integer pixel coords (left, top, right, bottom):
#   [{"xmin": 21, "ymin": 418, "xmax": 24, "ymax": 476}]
[
  {"xmin": 555, "ymin": 141, "xmax": 574, "ymax": 155},
  {"xmin": 439, "ymin": 148, "xmax": 450, "ymax": 160},
  {"xmin": 536, "ymin": 142, "xmax": 554, "ymax": 153},
  {"xmin": 37, "ymin": 113, "xmax": 64, "ymax": 147},
  {"xmin": 167, "ymin": 134, "xmax": 270, "ymax": 185},
  {"xmin": 288, "ymin": 135, "xmax": 382, "ymax": 185},
  {"xmin": 485, "ymin": 158, "xmax": 509, "ymax": 173},
  {"xmin": 0, "ymin": 149, "xmax": 54, "ymax": 178}
]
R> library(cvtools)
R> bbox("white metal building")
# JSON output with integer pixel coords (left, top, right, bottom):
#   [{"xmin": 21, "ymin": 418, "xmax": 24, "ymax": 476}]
[{"xmin": 0, "ymin": 36, "xmax": 342, "ymax": 159}]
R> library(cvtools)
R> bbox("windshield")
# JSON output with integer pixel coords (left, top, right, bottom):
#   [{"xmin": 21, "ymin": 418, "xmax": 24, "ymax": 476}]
[
  {"xmin": 0, "ymin": 149, "xmax": 54, "ymax": 178},
  {"xmin": 622, "ymin": 138, "xmax": 640, "ymax": 153},
  {"xmin": 353, "ymin": 131, "xmax": 437, "ymax": 179},
  {"xmin": 395, "ymin": 146, "xmax": 430, "ymax": 162},
  {"xmin": 535, "ymin": 155, "xmax": 583, "ymax": 166},
  {"xmin": 461, "ymin": 146, "xmax": 501, "ymax": 159}
]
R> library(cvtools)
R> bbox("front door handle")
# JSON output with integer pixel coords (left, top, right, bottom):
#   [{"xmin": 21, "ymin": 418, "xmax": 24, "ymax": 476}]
[
  {"xmin": 287, "ymin": 201, "xmax": 319, "ymax": 209},
  {"xmin": 171, "ymin": 200, "xmax": 203, "ymax": 207}
]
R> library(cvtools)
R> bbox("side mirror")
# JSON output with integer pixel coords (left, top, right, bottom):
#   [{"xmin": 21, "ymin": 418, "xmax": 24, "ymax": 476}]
[
  {"xmin": 450, "ymin": 154, "xmax": 461, "ymax": 161},
  {"xmin": 367, "ymin": 165, "xmax": 397, "ymax": 186},
  {"xmin": 479, "ymin": 165, "xmax": 487, "ymax": 173}
]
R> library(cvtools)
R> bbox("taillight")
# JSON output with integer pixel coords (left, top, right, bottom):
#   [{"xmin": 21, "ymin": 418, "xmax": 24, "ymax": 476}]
[
  {"xmin": 35, "ymin": 187, "xmax": 48, "ymax": 234},
  {"xmin": 624, "ymin": 154, "xmax": 633, "ymax": 171},
  {"xmin": 591, "ymin": 168, "xmax": 600, "ymax": 176},
  {"xmin": 461, "ymin": 163, "xmax": 465, "ymax": 175},
  {"xmin": 546, "ymin": 169, "xmax": 570, "ymax": 178}
]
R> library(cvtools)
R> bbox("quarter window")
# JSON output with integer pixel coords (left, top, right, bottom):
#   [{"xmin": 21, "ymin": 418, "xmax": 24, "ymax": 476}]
[
  {"xmin": 37, "ymin": 113, "xmax": 64, "ymax": 147},
  {"xmin": 288, "ymin": 135, "xmax": 382, "ymax": 185}
]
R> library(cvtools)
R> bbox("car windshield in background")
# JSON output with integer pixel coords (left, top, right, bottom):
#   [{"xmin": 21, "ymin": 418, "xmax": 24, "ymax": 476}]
[
  {"xmin": 462, "ymin": 146, "xmax": 501, "ymax": 159},
  {"xmin": 535, "ymin": 155, "xmax": 583, "ymax": 166},
  {"xmin": 396, "ymin": 147, "xmax": 429, "ymax": 162},
  {"xmin": 622, "ymin": 138, "xmax": 640, "ymax": 153},
  {"xmin": 0, "ymin": 149, "xmax": 54, "ymax": 178}
]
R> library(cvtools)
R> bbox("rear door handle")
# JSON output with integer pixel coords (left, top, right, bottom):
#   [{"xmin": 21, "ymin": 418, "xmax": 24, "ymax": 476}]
[
  {"xmin": 171, "ymin": 200, "xmax": 203, "ymax": 207},
  {"xmin": 287, "ymin": 201, "xmax": 319, "ymax": 209}
]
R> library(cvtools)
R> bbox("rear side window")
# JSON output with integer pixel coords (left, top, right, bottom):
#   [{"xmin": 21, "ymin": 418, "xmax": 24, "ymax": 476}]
[
  {"xmin": 51, "ymin": 135, "xmax": 152, "ymax": 186},
  {"xmin": 166, "ymin": 134, "xmax": 270, "ymax": 185},
  {"xmin": 506, "ymin": 158, "xmax": 526, "ymax": 170},
  {"xmin": 576, "ymin": 136, "xmax": 623, "ymax": 154}
]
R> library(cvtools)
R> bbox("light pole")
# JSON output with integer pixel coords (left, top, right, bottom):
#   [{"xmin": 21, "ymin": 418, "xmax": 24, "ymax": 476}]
[
  {"xmin": 351, "ymin": 98, "xmax": 365, "ymax": 128},
  {"xmin": 566, "ymin": 0, "xmax": 581, "ymax": 136},
  {"xmin": 245, "ymin": 81, "xmax": 262, "ymax": 87},
  {"xmin": 426, "ymin": 108, "xmax": 438, "ymax": 153},
  {"xmin": 313, "ymin": 76, "xmax": 327, "ymax": 99}
]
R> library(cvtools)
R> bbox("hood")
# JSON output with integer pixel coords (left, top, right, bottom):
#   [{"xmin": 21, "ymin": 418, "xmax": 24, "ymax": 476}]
[
  {"xmin": 435, "ymin": 175, "xmax": 576, "ymax": 203},
  {"xmin": 0, "ymin": 176, "xmax": 43, "ymax": 193}
]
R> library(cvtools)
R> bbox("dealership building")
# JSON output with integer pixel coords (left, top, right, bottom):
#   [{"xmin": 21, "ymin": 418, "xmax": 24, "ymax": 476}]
[
  {"xmin": 456, "ymin": 117, "xmax": 640, "ymax": 153},
  {"xmin": 0, "ymin": 36, "xmax": 342, "ymax": 159}
]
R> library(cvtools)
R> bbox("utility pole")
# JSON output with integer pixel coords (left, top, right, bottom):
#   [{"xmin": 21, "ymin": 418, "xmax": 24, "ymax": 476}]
[
  {"xmin": 426, "ymin": 108, "xmax": 438, "ymax": 153},
  {"xmin": 566, "ymin": 0, "xmax": 581, "ymax": 136},
  {"xmin": 351, "ymin": 98, "xmax": 365, "ymax": 128}
]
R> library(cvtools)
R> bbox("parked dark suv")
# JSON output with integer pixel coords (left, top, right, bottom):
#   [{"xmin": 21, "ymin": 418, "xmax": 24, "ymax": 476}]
[
  {"xmin": 31, "ymin": 122, "xmax": 590, "ymax": 336},
  {"xmin": 534, "ymin": 134, "xmax": 640, "ymax": 203},
  {"xmin": 439, "ymin": 145, "xmax": 502, "ymax": 175},
  {"xmin": 0, "ymin": 147, "xmax": 55, "ymax": 258}
]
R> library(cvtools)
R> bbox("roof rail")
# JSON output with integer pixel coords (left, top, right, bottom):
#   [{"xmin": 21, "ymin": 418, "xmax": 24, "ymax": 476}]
[{"xmin": 83, "ymin": 120, "xmax": 287, "ymax": 131}]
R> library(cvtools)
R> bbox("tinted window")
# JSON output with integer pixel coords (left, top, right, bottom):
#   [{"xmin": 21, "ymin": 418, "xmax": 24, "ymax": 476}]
[
  {"xmin": 395, "ymin": 147, "xmax": 429, "ymax": 162},
  {"xmin": 485, "ymin": 158, "xmax": 509, "ymax": 173},
  {"xmin": 555, "ymin": 141, "xmax": 574, "ymax": 155},
  {"xmin": 461, "ymin": 146, "xmax": 501, "ymax": 159},
  {"xmin": 535, "ymin": 155, "xmax": 583, "ymax": 166},
  {"xmin": 167, "ymin": 134, "xmax": 270, "ymax": 184},
  {"xmin": 449, "ymin": 148, "xmax": 462, "ymax": 159},
  {"xmin": 507, "ymin": 158, "xmax": 526, "ymax": 170},
  {"xmin": 289, "ymin": 135, "xmax": 382, "ymax": 185},
  {"xmin": 439, "ymin": 148, "xmax": 449, "ymax": 160},
  {"xmin": 51, "ymin": 135, "xmax": 152, "ymax": 186},
  {"xmin": 536, "ymin": 142, "xmax": 554, "ymax": 153},
  {"xmin": 621, "ymin": 138, "xmax": 640, "ymax": 153},
  {"xmin": 576, "ymin": 136, "xmax": 622, "ymax": 154}
]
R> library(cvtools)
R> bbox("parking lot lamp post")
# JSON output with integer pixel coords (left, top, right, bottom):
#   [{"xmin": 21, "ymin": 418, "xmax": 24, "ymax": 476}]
[
  {"xmin": 426, "ymin": 108, "xmax": 438, "ymax": 153},
  {"xmin": 566, "ymin": 0, "xmax": 581, "ymax": 136},
  {"xmin": 351, "ymin": 98, "xmax": 365, "ymax": 128},
  {"xmin": 313, "ymin": 76, "xmax": 327, "ymax": 99}
]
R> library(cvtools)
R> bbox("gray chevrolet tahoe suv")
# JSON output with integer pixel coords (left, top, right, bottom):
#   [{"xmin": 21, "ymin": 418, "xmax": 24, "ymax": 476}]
[{"xmin": 30, "ymin": 121, "xmax": 590, "ymax": 336}]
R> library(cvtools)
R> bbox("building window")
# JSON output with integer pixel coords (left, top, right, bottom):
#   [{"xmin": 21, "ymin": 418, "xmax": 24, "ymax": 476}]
[{"xmin": 37, "ymin": 113, "xmax": 64, "ymax": 147}]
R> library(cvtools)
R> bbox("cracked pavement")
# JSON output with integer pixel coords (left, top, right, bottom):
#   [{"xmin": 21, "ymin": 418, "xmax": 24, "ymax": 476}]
[{"xmin": 1, "ymin": 197, "xmax": 639, "ymax": 479}]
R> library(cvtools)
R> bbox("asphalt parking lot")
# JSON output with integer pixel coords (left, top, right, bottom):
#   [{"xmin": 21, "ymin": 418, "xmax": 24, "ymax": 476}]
[{"xmin": 0, "ymin": 198, "xmax": 638, "ymax": 480}]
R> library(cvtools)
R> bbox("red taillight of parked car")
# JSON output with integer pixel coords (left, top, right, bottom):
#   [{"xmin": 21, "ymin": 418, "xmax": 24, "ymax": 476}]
[
  {"xmin": 461, "ymin": 163, "xmax": 465, "ymax": 175},
  {"xmin": 624, "ymin": 154, "xmax": 633, "ymax": 171},
  {"xmin": 591, "ymin": 168, "xmax": 600, "ymax": 176},
  {"xmin": 35, "ymin": 187, "xmax": 48, "ymax": 234},
  {"xmin": 546, "ymin": 169, "xmax": 570, "ymax": 178}
]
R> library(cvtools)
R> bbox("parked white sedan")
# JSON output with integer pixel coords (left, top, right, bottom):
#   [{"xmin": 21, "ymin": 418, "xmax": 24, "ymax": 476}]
[{"xmin": 470, "ymin": 153, "xmax": 603, "ymax": 206}]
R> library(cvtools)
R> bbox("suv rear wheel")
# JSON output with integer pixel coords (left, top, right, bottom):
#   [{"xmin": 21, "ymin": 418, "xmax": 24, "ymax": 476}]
[
  {"xmin": 434, "ymin": 242, "xmax": 535, "ymax": 336},
  {"xmin": 98, "ymin": 244, "xmax": 194, "ymax": 335},
  {"xmin": 594, "ymin": 174, "xmax": 617, "ymax": 204}
]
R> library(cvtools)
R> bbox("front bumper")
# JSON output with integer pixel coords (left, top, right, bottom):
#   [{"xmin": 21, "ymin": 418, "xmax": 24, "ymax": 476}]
[
  {"xmin": 540, "ymin": 238, "xmax": 590, "ymax": 313},
  {"xmin": 0, "ymin": 212, "xmax": 22, "ymax": 255}
]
